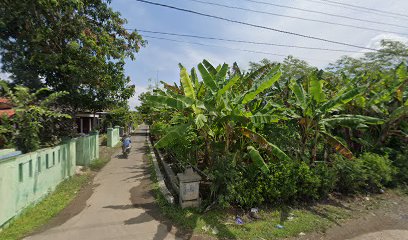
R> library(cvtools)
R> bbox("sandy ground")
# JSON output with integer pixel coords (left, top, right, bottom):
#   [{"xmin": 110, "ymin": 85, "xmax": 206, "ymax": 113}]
[{"xmin": 295, "ymin": 192, "xmax": 408, "ymax": 240}]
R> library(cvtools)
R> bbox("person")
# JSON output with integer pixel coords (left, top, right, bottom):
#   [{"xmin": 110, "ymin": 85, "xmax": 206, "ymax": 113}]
[{"xmin": 122, "ymin": 134, "xmax": 131, "ymax": 153}]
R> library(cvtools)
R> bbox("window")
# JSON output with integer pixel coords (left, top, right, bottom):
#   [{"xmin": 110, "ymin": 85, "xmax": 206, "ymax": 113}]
[
  {"xmin": 58, "ymin": 150, "xmax": 61, "ymax": 163},
  {"xmin": 46, "ymin": 154, "xmax": 49, "ymax": 168},
  {"xmin": 53, "ymin": 152, "xmax": 55, "ymax": 165}
]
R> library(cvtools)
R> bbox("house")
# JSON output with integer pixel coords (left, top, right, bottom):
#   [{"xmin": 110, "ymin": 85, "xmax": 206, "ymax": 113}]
[
  {"xmin": 0, "ymin": 98, "xmax": 15, "ymax": 119},
  {"xmin": 75, "ymin": 111, "xmax": 109, "ymax": 134}
]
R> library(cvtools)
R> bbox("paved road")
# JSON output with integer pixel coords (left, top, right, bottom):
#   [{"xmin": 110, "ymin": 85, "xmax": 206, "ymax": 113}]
[{"xmin": 26, "ymin": 126, "xmax": 180, "ymax": 240}]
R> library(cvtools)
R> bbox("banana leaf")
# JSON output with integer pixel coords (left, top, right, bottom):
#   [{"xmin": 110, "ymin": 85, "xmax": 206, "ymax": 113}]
[
  {"xmin": 319, "ymin": 86, "xmax": 364, "ymax": 113},
  {"xmin": 290, "ymin": 79, "xmax": 307, "ymax": 110},
  {"xmin": 240, "ymin": 127, "xmax": 292, "ymax": 161},
  {"xmin": 195, "ymin": 113, "xmax": 207, "ymax": 129},
  {"xmin": 242, "ymin": 67, "xmax": 282, "ymax": 104},
  {"xmin": 198, "ymin": 63, "xmax": 217, "ymax": 94},
  {"xmin": 161, "ymin": 81, "xmax": 182, "ymax": 95},
  {"xmin": 191, "ymin": 68, "xmax": 199, "ymax": 89},
  {"xmin": 180, "ymin": 67, "xmax": 196, "ymax": 100},
  {"xmin": 146, "ymin": 95, "xmax": 188, "ymax": 110},
  {"xmin": 217, "ymin": 75, "xmax": 239, "ymax": 97},
  {"xmin": 247, "ymin": 146, "xmax": 269, "ymax": 174},
  {"xmin": 202, "ymin": 59, "xmax": 217, "ymax": 78},
  {"xmin": 250, "ymin": 114, "xmax": 284, "ymax": 124},
  {"xmin": 309, "ymin": 72, "xmax": 325, "ymax": 103},
  {"xmin": 322, "ymin": 115, "xmax": 384, "ymax": 127},
  {"xmin": 155, "ymin": 124, "xmax": 190, "ymax": 149},
  {"xmin": 321, "ymin": 131, "xmax": 353, "ymax": 159}
]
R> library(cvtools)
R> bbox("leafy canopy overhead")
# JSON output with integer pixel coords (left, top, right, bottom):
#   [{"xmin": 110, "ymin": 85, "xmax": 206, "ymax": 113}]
[{"xmin": 0, "ymin": 0, "xmax": 145, "ymax": 111}]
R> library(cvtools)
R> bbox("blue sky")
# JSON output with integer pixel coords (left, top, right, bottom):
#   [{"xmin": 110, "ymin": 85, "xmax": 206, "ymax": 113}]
[
  {"xmin": 109, "ymin": 0, "xmax": 408, "ymax": 108},
  {"xmin": 2, "ymin": 0, "xmax": 408, "ymax": 108}
]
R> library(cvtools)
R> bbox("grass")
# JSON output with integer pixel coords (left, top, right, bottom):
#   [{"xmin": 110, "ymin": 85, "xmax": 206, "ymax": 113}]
[
  {"xmin": 0, "ymin": 174, "xmax": 91, "ymax": 240},
  {"xmin": 89, "ymin": 144, "xmax": 120, "ymax": 171},
  {"xmin": 89, "ymin": 158, "xmax": 109, "ymax": 171},
  {"xmin": 145, "ymin": 143, "xmax": 368, "ymax": 240}
]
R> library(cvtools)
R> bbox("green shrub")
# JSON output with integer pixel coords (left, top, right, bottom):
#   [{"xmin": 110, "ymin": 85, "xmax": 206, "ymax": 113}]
[
  {"xmin": 150, "ymin": 121, "xmax": 169, "ymax": 139},
  {"xmin": 219, "ymin": 160, "xmax": 322, "ymax": 208},
  {"xmin": 333, "ymin": 155, "xmax": 365, "ymax": 194},
  {"xmin": 312, "ymin": 162, "xmax": 337, "ymax": 198},
  {"xmin": 359, "ymin": 152, "xmax": 395, "ymax": 191},
  {"xmin": 390, "ymin": 148, "xmax": 408, "ymax": 184},
  {"xmin": 295, "ymin": 161, "xmax": 321, "ymax": 201},
  {"xmin": 334, "ymin": 153, "xmax": 395, "ymax": 194},
  {"xmin": 212, "ymin": 154, "xmax": 264, "ymax": 208}
]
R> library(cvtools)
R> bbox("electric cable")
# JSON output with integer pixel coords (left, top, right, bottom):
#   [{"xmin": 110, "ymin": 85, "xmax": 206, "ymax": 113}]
[{"xmin": 134, "ymin": 0, "xmax": 379, "ymax": 51}]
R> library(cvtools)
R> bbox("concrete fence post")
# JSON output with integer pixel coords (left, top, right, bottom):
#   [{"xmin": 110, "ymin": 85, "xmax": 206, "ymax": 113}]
[
  {"xmin": 107, "ymin": 128, "xmax": 114, "ymax": 147},
  {"xmin": 91, "ymin": 131, "xmax": 99, "ymax": 160},
  {"xmin": 66, "ymin": 138, "xmax": 77, "ymax": 177}
]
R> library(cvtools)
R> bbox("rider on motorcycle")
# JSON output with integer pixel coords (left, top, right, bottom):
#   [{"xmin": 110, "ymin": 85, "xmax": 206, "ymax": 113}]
[{"xmin": 122, "ymin": 134, "xmax": 131, "ymax": 154}]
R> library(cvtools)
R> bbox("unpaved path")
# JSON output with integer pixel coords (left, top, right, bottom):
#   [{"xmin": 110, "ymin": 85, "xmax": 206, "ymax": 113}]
[
  {"xmin": 297, "ymin": 192, "xmax": 408, "ymax": 240},
  {"xmin": 26, "ymin": 126, "xmax": 183, "ymax": 240}
]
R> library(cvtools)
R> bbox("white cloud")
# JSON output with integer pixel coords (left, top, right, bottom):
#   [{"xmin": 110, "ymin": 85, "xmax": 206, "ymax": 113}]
[
  {"xmin": 366, "ymin": 33, "xmax": 408, "ymax": 49},
  {"xmin": 128, "ymin": 85, "xmax": 148, "ymax": 109},
  {"xmin": 0, "ymin": 72, "xmax": 10, "ymax": 81}
]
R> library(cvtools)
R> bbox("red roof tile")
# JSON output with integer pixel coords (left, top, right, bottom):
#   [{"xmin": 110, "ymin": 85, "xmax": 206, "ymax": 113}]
[
  {"xmin": 0, "ymin": 109, "xmax": 15, "ymax": 118},
  {"xmin": 0, "ymin": 98, "xmax": 10, "ymax": 104}
]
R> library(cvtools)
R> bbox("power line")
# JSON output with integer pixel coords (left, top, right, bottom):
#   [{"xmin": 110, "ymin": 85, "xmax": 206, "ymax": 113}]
[
  {"xmin": 134, "ymin": 0, "xmax": 378, "ymax": 51},
  {"xmin": 240, "ymin": 0, "xmax": 408, "ymax": 28},
  {"xmin": 320, "ymin": 0, "xmax": 408, "ymax": 19},
  {"xmin": 141, "ymin": 34, "xmax": 328, "ymax": 62},
  {"xmin": 183, "ymin": 0, "xmax": 408, "ymax": 36},
  {"xmin": 131, "ymin": 28, "xmax": 362, "ymax": 53},
  {"xmin": 298, "ymin": 0, "xmax": 408, "ymax": 20}
]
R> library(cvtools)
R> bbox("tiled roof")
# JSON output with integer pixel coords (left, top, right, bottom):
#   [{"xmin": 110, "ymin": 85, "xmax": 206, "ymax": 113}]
[
  {"xmin": 0, "ymin": 98, "xmax": 10, "ymax": 104},
  {"xmin": 0, "ymin": 109, "xmax": 15, "ymax": 118}
]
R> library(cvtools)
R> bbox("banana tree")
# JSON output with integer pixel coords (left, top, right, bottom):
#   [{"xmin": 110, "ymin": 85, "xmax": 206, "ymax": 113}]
[
  {"xmin": 341, "ymin": 63, "xmax": 408, "ymax": 150},
  {"xmin": 146, "ymin": 60, "xmax": 291, "ymax": 173},
  {"xmin": 288, "ymin": 71, "xmax": 384, "ymax": 161}
]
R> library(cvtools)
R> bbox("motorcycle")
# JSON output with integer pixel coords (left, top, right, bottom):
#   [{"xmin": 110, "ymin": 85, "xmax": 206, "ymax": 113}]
[{"xmin": 123, "ymin": 145, "xmax": 131, "ymax": 158}]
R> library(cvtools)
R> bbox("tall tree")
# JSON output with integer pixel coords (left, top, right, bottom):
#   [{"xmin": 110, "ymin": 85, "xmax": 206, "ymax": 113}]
[{"xmin": 0, "ymin": 0, "xmax": 145, "ymax": 112}]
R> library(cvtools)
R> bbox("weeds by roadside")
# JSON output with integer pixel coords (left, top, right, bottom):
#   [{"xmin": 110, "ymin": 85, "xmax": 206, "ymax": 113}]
[{"xmin": 90, "ymin": 144, "xmax": 120, "ymax": 171}]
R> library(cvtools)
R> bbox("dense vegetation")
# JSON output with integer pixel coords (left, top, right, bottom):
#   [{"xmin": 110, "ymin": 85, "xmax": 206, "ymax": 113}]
[
  {"xmin": 139, "ymin": 40, "xmax": 408, "ymax": 208},
  {"xmin": 0, "ymin": 0, "xmax": 143, "ymax": 151}
]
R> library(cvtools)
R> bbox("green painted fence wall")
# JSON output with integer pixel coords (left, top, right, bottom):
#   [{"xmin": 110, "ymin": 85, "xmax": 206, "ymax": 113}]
[
  {"xmin": 0, "ymin": 133, "xmax": 99, "ymax": 228},
  {"xmin": 75, "ymin": 131, "xmax": 99, "ymax": 166},
  {"xmin": 107, "ymin": 126, "xmax": 120, "ymax": 147}
]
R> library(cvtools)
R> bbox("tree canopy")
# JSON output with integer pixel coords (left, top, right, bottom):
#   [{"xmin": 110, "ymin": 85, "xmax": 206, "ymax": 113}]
[{"xmin": 0, "ymin": 0, "xmax": 145, "ymax": 111}]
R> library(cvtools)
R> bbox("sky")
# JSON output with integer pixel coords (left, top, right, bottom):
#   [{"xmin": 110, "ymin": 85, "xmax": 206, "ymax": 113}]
[
  {"xmin": 110, "ymin": 0, "xmax": 408, "ymax": 108},
  {"xmin": 2, "ymin": 0, "xmax": 408, "ymax": 108}
]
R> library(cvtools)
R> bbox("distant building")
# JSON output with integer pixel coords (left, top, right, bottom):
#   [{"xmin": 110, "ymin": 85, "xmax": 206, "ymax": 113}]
[
  {"xmin": 0, "ymin": 98, "xmax": 15, "ymax": 119},
  {"xmin": 75, "ymin": 112, "xmax": 109, "ymax": 134}
]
